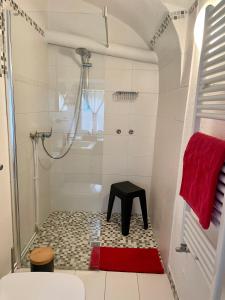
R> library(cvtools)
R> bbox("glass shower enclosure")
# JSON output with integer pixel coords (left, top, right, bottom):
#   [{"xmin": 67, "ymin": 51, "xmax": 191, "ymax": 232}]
[{"xmin": 3, "ymin": 8, "xmax": 105, "ymax": 270}]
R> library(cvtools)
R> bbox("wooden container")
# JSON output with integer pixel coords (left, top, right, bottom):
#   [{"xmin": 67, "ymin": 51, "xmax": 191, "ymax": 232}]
[{"xmin": 29, "ymin": 247, "xmax": 54, "ymax": 272}]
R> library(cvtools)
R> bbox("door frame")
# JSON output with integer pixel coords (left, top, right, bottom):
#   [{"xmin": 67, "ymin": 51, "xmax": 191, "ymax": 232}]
[{"xmin": 3, "ymin": 9, "xmax": 22, "ymax": 269}]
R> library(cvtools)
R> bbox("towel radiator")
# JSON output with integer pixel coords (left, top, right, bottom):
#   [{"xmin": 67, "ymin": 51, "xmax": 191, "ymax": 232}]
[{"xmin": 178, "ymin": 1, "xmax": 225, "ymax": 299}]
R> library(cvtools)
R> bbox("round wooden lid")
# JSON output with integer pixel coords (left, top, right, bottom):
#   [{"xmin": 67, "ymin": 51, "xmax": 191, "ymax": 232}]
[{"xmin": 30, "ymin": 247, "xmax": 54, "ymax": 266}]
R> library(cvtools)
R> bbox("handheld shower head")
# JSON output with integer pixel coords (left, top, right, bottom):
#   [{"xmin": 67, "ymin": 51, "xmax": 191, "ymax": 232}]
[{"xmin": 76, "ymin": 48, "xmax": 92, "ymax": 67}]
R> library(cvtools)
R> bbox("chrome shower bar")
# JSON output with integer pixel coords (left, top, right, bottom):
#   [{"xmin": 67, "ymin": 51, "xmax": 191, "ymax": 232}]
[{"xmin": 103, "ymin": 6, "xmax": 109, "ymax": 48}]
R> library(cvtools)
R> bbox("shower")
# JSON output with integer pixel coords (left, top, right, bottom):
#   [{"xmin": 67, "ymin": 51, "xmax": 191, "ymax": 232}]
[
  {"xmin": 76, "ymin": 47, "xmax": 92, "ymax": 66},
  {"xmin": 31, "ymin": 47, "xmax": 93, "ymax": 160}
]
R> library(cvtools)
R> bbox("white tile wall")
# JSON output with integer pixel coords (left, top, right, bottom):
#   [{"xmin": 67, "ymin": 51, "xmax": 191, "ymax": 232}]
[
  {"xmin": 168, "ymin": 3, "xmax": 225, "ymax": 299},
  {"xmin": 11, "ymin": 12, "xmax": 50, "ymax": 250},
  {"xmin": 15, "ymin": 0, "xmax": 47, "ymax": 28},
  {"xmin": 105, "ymin": 69, "xmax": 132, "ymax": 91},
  {"xmin": 102, "ymin": 57, "xmax": 158, "ymax": 214},
  {"xmin": 49, "ymin": 48, "xmax": 159, "ymax": 214},
  {"xmin": 151, "ymin": 20, "xmax": 188, "ymax": 265}
]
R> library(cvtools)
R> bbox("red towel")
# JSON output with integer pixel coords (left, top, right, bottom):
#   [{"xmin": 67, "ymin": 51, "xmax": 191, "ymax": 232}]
[{"xmin": 180, "ymin": 132, "xmax": 225, "ymax": 229}]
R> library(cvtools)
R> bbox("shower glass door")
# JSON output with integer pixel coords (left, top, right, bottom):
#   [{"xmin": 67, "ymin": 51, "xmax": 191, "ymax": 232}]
[
  {"xmin": 46, "ymin": 45, "xmax": 105, "ymax": 269},
  {"xmin": 8, "ymin": 9, "xmax": 105, "ymax": 270}
]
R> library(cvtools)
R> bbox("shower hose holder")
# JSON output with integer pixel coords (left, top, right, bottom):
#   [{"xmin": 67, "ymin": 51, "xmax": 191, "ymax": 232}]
[{"xmin": 175, "ymin": 243, "xmax": 190, "ymax": 253}]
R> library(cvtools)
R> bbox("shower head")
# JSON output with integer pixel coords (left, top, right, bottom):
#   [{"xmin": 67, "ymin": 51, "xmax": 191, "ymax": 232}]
[{"xmin": 76, "ymin": 48, "xmax": 92, "ymax": 67}]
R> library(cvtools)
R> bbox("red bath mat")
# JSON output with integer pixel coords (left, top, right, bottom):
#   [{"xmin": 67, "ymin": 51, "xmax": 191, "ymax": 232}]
[{"xmin": 90, "ymin": 247, "xmax": 164, "ymax": 274}]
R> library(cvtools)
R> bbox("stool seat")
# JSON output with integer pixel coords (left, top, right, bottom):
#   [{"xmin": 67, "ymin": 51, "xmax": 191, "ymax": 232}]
[
  {"xmin": 107, "ymin": 181, "xmax": 148, "ymax": 236},
  {"xmin": 111, "ymin": 181, "xmax": 144, "ymax": 197}
]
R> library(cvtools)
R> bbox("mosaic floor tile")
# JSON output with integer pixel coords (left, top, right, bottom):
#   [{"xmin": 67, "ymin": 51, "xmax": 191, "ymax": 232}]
[{"xmin": 22, "ymin": 211, "xmax": 158, "ymax": 270}]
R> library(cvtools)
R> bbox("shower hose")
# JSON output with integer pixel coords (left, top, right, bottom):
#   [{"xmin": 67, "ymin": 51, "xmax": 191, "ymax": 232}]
[{"xmin": 41, "ymin": 67, "xmax": 85, "ymax": 160}]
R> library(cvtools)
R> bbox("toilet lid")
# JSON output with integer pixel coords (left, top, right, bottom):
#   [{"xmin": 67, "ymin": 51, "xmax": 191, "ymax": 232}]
[{"xmin": 0, "ymin": 272, "xmax": 85, "ymax": 300}]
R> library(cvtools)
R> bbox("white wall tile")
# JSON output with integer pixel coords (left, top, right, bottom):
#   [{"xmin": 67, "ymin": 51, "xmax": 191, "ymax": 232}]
[
  {"xmin": 103, "ymin": 154, "xmax": 127, "ymax": 175},
  {"xmin": 105, "ymin": 56, "xmax": 133, "ymax": 70},
  {"xmin": 129, "ymin": 93, "xmax": 158, "ymax": 116},
  {"xmin": 49, "ymin": 46, "xmax": 159, "ymax": 213},
  {"xmin": 103, "ymin": 135, "xmax": 128, "ymax": 155},
  {"xmin": 14, "ymin": 80, "xmax": 49, "ymax": 114},
  {"xmin": 152, "ymin": 30, "xmax": 188, "ymax": 267},
  {"xmin": 128, "ymin": 115, "xmax": 156, "ymax": 137},
  {"xmin": 127, "ymin": 135, "xmax": 154, "ymax": 156},
  {"xmin": 27, "ymin": 112, "xmax": 50, "ymax": 133},
  {"xmin": 105, "ymin": 69, "xmax": 132, "ymax": 91},
  {"xmin": 11, "ymin": 5, "xmax": 50, "ymax": 251},
  {"xmin": 127, "ymin": 155, "xmax": 153, "ymax": 177},
  {"xmin": 159, "ymin": 57, "xmax": 181, "ymax": 93},
  {"xmin": 12, "ymin": 16, "xmax": 48, "ymax": 84},
  {"xmin": 157, "ymin": 88, "xmax": 187, "ymax": 122},
  {"xmin": 132, "ymin": 69, "xmax": 159, "ymax": 93},
  {"xmin": 104, "ymin": 91, "xmax": 130, "ymax": 115},
  {"xmin": 48, "ymin": 45, "xmax": 57, "ymax": 67},
  {"xmin": 104, "ymin": 114, "xmax": 128, "ymax": 136},
  {"xmin": 132, "ymin": 61, "xmax": 159, "ymax": 71},
  {"xmin": 56, "ymin": 46, "xmax": 81, "ymax": 67},
  {"xmin": 48, "ymin": 66, "xmax": 57, "ymax": 89}
]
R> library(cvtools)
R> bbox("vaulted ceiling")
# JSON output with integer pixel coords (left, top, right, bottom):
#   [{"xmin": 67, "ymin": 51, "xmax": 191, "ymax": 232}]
[
  {"xmin": 84, "ymin": 0, "xmax": 194, "ymax": 45},
  {"xmin": 47, "ymin": 0, "xmax": 195, "ymax": 49}
]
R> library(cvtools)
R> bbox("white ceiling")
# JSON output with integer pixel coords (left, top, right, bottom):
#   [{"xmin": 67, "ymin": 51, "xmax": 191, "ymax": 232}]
[
  {"xmin": 84, "ymin": 0, "xmax": 194, "ymax": 46},
  {"xmin": 163, "ymin": 0, "xmax": 194, "ymax": 9},
  {"xmin": 47, "ymin": 0, "xmax": 193, "ymax": 49},
  {"xmin": 84, "ymin": 0, "xmax": 168, "ymax": 46}
]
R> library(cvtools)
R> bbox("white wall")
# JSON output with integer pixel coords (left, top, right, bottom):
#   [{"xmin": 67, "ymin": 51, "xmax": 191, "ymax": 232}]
[
  {"xmin": 150, "ymin": 16, "xmax": 189, "ymax": 265},
  {"xmin": 15, "ymin": 0, "xmax": 47, "ymax": 28},
  {"xmin": 102, "ymin": 57, "xmax": 158, "ymax": 214},
  {"xmin": 48, "ymin": 45, "xmax": 159, "ymax": 213},
  {"xmin": 11, "ymin": 12, "xmax": 50, "ymax": 250},
  {"xmin": 168, "ymin": 0, "xmax": 225, "ymax": 299}
]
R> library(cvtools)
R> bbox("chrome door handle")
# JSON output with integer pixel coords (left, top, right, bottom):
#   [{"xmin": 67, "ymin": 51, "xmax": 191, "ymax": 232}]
[{"xmin": 0, "ymin": 164, "xmax": 3, "ymax": 171}]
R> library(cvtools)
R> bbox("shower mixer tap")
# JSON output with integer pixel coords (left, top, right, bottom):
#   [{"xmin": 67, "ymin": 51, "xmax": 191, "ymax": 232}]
[{"xmin": 30, "ymin": 128, "xmax": 53, "ymax": 140}]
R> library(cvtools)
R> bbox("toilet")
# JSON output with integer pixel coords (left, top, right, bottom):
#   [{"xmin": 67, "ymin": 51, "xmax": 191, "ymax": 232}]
[{"xmin": 0, "ymin": 272, "xmax": 85, "ymax": 300}]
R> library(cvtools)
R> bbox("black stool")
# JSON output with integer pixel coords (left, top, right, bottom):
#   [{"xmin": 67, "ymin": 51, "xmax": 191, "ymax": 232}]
[{"xmin": 107, "ymin": 181, "xmax": 148, "ymax": 236}]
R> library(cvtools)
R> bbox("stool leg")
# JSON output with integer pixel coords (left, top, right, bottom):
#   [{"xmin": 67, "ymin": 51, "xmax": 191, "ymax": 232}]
[
  {"xmin": 107, "ymin": 189, "xmax": 115, "ymax": 222},
  {"xmin": 139, "ymin": 191, "xmax": 148, "ymax": 229},
  {"xmin": 121, "ymin": 198, "xmax": 133, "ymax": 236}
]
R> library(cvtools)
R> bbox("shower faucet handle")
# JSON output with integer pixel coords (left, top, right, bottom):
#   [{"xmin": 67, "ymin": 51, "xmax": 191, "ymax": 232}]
[
  {"xmin": 30, "ymin": 128, "xmax": 53, "ymax": 140},
  {"xmin": 43, "ymin": 128, "xmax": 53, "ymax": 138},
  {"xmin": 0, "ymin": 164, "xmax": 3, "ymax": 171},
  {"xmin": 129, "ymin": 129, "xmax": 134, "ymax": 135}
]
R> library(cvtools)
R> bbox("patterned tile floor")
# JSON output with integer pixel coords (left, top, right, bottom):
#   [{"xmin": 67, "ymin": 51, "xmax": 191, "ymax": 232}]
[{"xmin": 22, "ymin": 211, "xmax": 158, "ymax": 270}]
